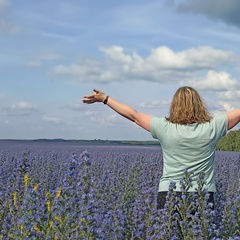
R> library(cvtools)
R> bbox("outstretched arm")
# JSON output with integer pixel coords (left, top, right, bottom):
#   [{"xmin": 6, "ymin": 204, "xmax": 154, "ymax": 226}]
[
  {"xmin": 82, "ymin": 89, "xmax": 152, "ymax": 131},
  {"xmin": 227, "ymin": 109, "xmax": 240, "ymax": 130}
]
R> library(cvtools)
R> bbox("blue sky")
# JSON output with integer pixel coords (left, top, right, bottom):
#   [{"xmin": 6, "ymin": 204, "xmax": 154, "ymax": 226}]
[{"xmin": 0, "ymin": 0, "xmax": 240, "ymax": 140}]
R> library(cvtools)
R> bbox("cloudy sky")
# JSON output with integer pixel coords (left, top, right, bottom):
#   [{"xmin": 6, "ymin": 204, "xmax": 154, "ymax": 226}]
[{"xmin": 0, "ymin": 0, "xmax": 240, "ymax": 140}]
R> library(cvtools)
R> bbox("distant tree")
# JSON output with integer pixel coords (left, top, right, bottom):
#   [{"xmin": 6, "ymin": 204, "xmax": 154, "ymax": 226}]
[{"xmin": 217, "ymin": 129, "xmax": 240, "ymax": 151}]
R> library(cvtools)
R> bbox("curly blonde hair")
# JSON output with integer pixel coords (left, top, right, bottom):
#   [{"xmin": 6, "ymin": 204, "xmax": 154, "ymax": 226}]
[{"xmin": 166, "ymin": 86, "xmax": 212, "ymax": 124}]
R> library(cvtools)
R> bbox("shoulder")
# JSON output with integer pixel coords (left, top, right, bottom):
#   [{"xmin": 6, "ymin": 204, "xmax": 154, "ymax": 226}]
[
  {"xmin": 150, "ymin": 117, "xmax": 168, "ymax": 139},
  {"xmin": 210, "ymin": 114, "xmax": 228, "ymax": 136},
  {"xmin": 150, "ymin": 117, "xmax": 167, "ymax": 127},
  {"xmin": 211, "ymin": 114, "xmax": 228, "ymax": 125}
]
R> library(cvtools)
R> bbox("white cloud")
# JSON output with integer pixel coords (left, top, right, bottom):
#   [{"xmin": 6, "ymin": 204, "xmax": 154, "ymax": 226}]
[
  {"xmin": 42, "ymin": 116, "xmax": 63, "ymax": 124},
  {"xmin": 144, "ymin": 46, "xmax": 235, "ymax": 70},
  {"xmin": 84, "ymin": 110, "xmax": 96, "ymax": 117},
  {"xmin": 210, "ymin": 101, "xmax": 236, "ymax": 115},
  {"xmin": 103, "ymin": 114, "xmax": 118, "ymax": 125},
  {"xmin": 100, "ymin": 46, "xmax": 133, "ymax": 64},
  {"xmin": 188, "ymin": 70, "xmax": 240, "ymax": 91},
  {"xmin": 219, "ymin": 90, "xmax": 240, "ymax": 101},
  {"xmin": 51, "ymin": 57, "xmax": 104, "ymax": 81},
  {"xmin": 83, "ymin": 111, "xmax": 126, "ymax": 128},
  {"xmin": 1, "ymin": 101, "xmax": 39, "ymax": 116},
  {"xmin": 101, "ymin": 114, "xmax": 127, "ymax": 127},
  {"xmin": 138, "ymin": 99, "xmax": 170, "ymax": 109},
  {"xmin": 100, "ymin": 45, "xmax": 235, "ymax": 71},
  {"xmin": 219, "ymin": 102, "xmax": 235, "ymax": 112},
  {"xmin": 99, "ymin": 71, "xmax": 114, "ymax": 81},
  {"xmin": 11, "ymin": 101, "xmax": 37, "ymax": 110},
  {"xmin": 214, "ymin": 90, "xmax": 240, "ymax": 110},
  {"xmin": 51, "ymin": 45, "xmax": 237, "ymax": 85}
]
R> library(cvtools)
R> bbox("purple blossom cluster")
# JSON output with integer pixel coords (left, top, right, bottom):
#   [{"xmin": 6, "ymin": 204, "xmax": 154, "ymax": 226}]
[{"xmin": 0, "ymin": 142, "xmax": 239, "ymax": 239}]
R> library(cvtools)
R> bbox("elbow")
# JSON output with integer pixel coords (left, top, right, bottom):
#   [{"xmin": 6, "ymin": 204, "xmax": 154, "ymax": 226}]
[
  {"xmin": 130, "ymin": 116, "xmax": 137, "ymax": 123},
  {"xmin": 127, "ymin": 110, "xmax": 138, "ymax": 123}
]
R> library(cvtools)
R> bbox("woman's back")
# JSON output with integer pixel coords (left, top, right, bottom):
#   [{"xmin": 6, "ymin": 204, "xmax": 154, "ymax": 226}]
[{"xmin": 150, "ymin": 114, "xmax": 228, "ymax": 191}]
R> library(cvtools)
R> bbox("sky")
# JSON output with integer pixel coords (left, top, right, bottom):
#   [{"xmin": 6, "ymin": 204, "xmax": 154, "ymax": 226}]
[{"xmin": 0, "ymin": 0, "xmax": 240, "ymax": 140}]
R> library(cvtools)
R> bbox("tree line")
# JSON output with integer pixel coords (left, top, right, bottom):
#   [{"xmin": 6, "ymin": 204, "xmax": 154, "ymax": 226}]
[{"xmin": 217, "ymin": 129, "xmax": 240, "ymax": 151}]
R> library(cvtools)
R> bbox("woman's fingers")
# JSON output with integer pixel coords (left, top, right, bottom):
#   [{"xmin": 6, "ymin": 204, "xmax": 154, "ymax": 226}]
[
  {"xmin": 83, "ymin": 90, "xmax": 100, "ymax": 99},
  {"xmin": 83, "ymin": 93, "xmax": 96, "ymax": 100},
  {"xmin": 93, "ymin": 89, "xmax": 100, "ymax": 93},
  {"xmin": 82, "ymin": 93, "xmax": 99, "ymax": 104},
  {"xmin": 82, "ymin": 89, "xmax": 105, "ymax": 104},
  {"xmin": 82, "ymin": 97, "xmax": 94, "ymax": 104}
]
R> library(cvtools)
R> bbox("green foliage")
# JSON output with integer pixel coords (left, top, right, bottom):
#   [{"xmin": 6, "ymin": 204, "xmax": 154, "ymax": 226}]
[{"xmin": 217, "ymin": 129, "xmax": 240, "ymax": 151}]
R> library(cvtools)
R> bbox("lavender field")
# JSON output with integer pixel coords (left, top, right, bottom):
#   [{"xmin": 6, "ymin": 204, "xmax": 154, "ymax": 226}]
[{"xmin": 0, "ymin": 141, "xmax": 240, "ymax": 239}]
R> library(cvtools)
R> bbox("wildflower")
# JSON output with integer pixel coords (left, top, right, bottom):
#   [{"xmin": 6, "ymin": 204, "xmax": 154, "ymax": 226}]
[
  {"xmin": 24, "ymin": 173, "xmax": 30, "ymax": 186},
  {"xmin": 46, "ymin": 192, "xmax": 51, "ymax": 197},
  {"xmin": 54, "ymin": 216, "xmax": 62, "ymax": 224},
  {"xmin": 46, "ymin": 200, "xmax": 51, "ymax": 212},
  {"xmin": 56, "ymin": 187, "xmax": 61, "ymax": 198},
  {"xmin": 12, "ymin": 191, "xmax": 18, "ymax": 208},
  {"xmin": 33, "ymin": 183, "xmax": 40, "ymax": 191},
  {"xmin": 49, "ymin": 220, "xmax": 53, "ymax": 228},
  {"xmin": 33, "ymin": 225, "xmax": 41, "ymax": 233}
]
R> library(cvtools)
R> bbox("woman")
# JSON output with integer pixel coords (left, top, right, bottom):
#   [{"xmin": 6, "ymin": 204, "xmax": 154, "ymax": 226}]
[{"xmin": 82, "ymin": 86, "xmax": 240, "ymax": 209}]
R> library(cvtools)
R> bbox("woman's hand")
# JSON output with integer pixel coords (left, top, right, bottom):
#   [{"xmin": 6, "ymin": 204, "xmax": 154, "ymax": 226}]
[
  {"xmin": 83, "ymin": 88, "xmax": 151, "ymax": 131},
  {"xmin": 82, "ymin": 89, "xmax": 107, "ymax": 104}
]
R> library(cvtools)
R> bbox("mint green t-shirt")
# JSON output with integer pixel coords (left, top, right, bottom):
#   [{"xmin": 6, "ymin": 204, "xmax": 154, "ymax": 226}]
[{"xmin": 150, "ymin": 115, "xmax": 228, "ymax": 192}]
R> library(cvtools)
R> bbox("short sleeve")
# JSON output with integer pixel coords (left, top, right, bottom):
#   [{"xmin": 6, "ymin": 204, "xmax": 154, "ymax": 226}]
[
  {"xmin": 150, "ymin": 117, "xmax": 158, "ymax": 139},
  {"xmin": 150, "ymin": 117, "xmax": 166, "ymax": 140},
  {"xmin": 212, "ymin": 114, "xmax": 228, "ymax": 140}
]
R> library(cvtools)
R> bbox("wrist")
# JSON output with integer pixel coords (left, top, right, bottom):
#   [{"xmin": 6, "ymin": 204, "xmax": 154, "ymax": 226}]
[{"xmin": 103, "ymin": 95, "xmax": 109, "ymax": 104}]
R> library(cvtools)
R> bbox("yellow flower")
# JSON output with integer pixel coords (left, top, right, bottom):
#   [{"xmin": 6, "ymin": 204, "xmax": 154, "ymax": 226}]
[
  {"xmin": 46, "ymin": 192, "xmax": 51, "ymax": 197},
  {"xmin": 54, "ymin": 235, "xmax": 58, "ymax": 240},
  {"xmin": 56, "ymin": 188, "xmax": 61, "ymax": 199},
  {"xmin": 33, "ymin": 225, "xmax": 41, "ymax": 233},
  {"xmin": 33, "ymin": 183, "xmax": 40, "ymax": 191},
  {"xmin": 24, "ymin": 173, "xmax": 30, "ymax": 186},
  {"xmin": 54, "ymin": 215, "xmax": 62, "ymax": 224},
  {"xmin": 12, "ymin": 191, "xmax": 18, "ymax": 208},
  {"xmin": 46, "ymin": 200, "xmax": 51, "ymax": 212},
  {"xmin": 49, "ymin": 220, "xmax": 53, "ymax": 228}
]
